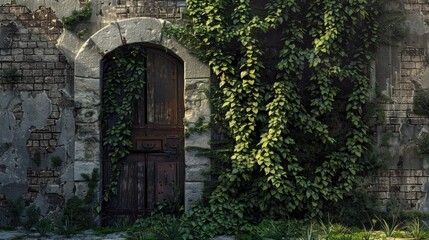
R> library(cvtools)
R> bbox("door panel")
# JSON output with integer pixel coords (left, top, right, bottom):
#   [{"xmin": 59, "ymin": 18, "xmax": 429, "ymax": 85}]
[
  {"xmin": 146, "ymin": 50, "xmax": 179, "ymax": 125},
  {"xmin": 134, "ymin": 138, "xmax": 163, "ymax": 152},
  {"xmin": 146, "ymin": 153, "xmax": 178, "ymax": 210},
  {"xmin": 102, "ymin": 47, "xmax": 184, "ymax": 222},
  {"xmin": 155, "ymin": 162, "xmax": 178, "ymax": 205},
  {"xmin": 117, "ymin": 154, "xmax": 145, "ymax": 211}
]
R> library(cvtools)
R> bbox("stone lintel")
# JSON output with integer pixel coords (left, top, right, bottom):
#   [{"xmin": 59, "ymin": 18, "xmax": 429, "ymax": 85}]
[{"xmin": 117, "ymin": 17, "xmax": 164, "ymax": 44}]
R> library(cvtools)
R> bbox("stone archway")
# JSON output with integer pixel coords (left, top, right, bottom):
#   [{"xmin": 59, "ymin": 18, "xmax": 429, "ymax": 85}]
[{"xmin": 73, "ymin": 17, "xmax": 211, "ymax": 211}]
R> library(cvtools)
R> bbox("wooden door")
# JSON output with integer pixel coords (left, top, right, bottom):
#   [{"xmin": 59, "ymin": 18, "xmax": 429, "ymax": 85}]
[{"xmin": 102, "ymin": 47, "xmax": 184, "ymax": 222}]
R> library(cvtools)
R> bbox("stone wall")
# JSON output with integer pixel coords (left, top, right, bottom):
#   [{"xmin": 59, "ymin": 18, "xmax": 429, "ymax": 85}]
[
  {"xmin": 26, "ymin": 168, "xmax": 62, "ymax": 205},
  {"xmin": 73, "ymin": 17, "xmax": 211, "ymax": 212},
  {"xmin": 374, "ymin": 46, "xmax": 429, "ymax": 169},
  {"xmin": 368, "ymin": 0, "xmax": 429, "ymax": 210},
  {"xmin": 404, "ymin": 0, "xmax": 429, "ymax": 15},
  {"xmin": 0, "ymin": 4, "xmax": 74, "ymax": 224},
  {"xmin": 99, "ymin": 0, "xmax": 184, "ymax": 20},
  {"xmin": 368, "ymin": 169, "xmax": 429, "ymax": 209}
]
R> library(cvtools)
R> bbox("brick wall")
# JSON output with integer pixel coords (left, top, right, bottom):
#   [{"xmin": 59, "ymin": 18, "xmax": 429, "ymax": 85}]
[
  {"xmin": 0, "ymin": 169, "xmax": 61, "ymax": 212},
  {"xmin": 404, "ymin": 0, "xmax": 429, "ymax": 14},
  {"xmin": 368, "ymin": 46, "xmax": 429, "ymax": 209},
  {"xmin": 379, "ymin": 47, "xmax": 429, "ymax": 127},
  {"xmin": 0, "ymin": 5, "xmax": 73, "ymax": 158},
  {"xmin": 374, "ymin": 47, "xmax": 428, "ymax": 143},
  {"xmin": 25, "ymin": 168, "xmax": 60, "ymax": 203},
  {"xmin": 368, "ymin": 169, "xmax": 428, "ymax": 209},
  {"xmin": 0, "ymin": 4, "xmax": 73, "ymax": 212},
  {"xmin": 110, "ymin": 0, "xmax": 183, "ymax": 20}
]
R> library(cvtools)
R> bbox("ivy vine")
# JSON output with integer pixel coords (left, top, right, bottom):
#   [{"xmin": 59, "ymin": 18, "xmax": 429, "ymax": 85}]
[
  {"xmin": 101, "ymin": 44, "xmax": 146, "ymax": 201},
  {"xmin": 62, "ymin": 1, "xmax": 92, "ymax": 38},
  {"xmin": 184, "ymin": 116, "xmax": 210, "ymax": 138},
  {"xmin": 166, "ymin": 0, "xmax": 388, "ymax": 235}
]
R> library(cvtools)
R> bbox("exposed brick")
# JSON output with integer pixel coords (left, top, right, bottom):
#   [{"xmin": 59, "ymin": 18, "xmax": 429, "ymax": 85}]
[
  {"xmin": 27, "ymin": 169, "xmax": 36, "ymax": 177},
  {"xmin": 43, "ymin": 55, "xmax": 58, "ymax": 62},
  {"xmin": 40, "ymin": 140, "xmax": 49, "ymax": 147},
  {"xmin": 406, "ymin": 192, "xmax": 417, "ymax": 200},
  {"xmin": 377, "ymin": 177, "xmax": 389, "ymax": 185},
  {"xmin": 418, "ymin": 177, "xmax": 429, "ymax": 184},
  {"xmin": 403, "ymin": 170, "xmax": 412, "ymax": 177},
  {"xmin": 12, "ymin": 49, "xmax": 23, "ymax": 55},
  {"xmin": 43, "ymin": 133, "xmax": 52, "ymax": 139},
  {"xmin": 30, "ymin": 132, "xmax": 43, "ymax": 140},
  {"xmin": 46, "ymin": 63, "xmax": 55, "ymax": 69},
  {"xmin": 0, "ymin": 55, "xmax": 13, "ymax": 61},
  {"xmin": 27, "ymin": 42, "xmax": 37, "ymax": 48},
  {"xmin": 37, "ymin": 41, "xmax": 48, "ymax": 48},
  {"xmin": 411, "ymin": 55, "xmax": 423, "ymax": 61},
  {"xmin": 406, "ymin": 177, "xmax": 419, "ymax": 184},
  {"xmin": 401, "ymin": 62, "xmax": 416, "ymax": 69},
  {"xmin": 46, "ymin": 119, "xmax": 56, "ymax": 125},
  {"xmin": 369, "ymin": 168, "xmax": 429, "ymax": 210},
  {"xmin": 414, "ymin": 61, "xmax": 425, "ymax": 68},
  {"xmin": 33, "ymin": 69, "xmax": 43, "ymax": 76},
  {"xmin": 391, "ymin": 177, "xmax": 403, "ymax": 185},
  {"xmin": 51, "ymin": 111, "xmax": 60, "ymax": 119},
  {"xmin": 377, "ymin": 192, "xmax": 388, "ymax": 199}
]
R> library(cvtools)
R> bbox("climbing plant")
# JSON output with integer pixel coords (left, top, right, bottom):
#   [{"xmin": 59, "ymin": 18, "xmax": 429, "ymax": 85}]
[
  {"xmin": 101, "ymin": 44, "xmax": 146, "ymax": 201},
  {"xmin": 62, "ymin": 2, "xmax": 92, "ymax": 31},
  {"xmin": 62, "ymin": 1, "xmax": 92, "ymax": 38},
  {"xmin": 166, "ymin": 0, "xmax": 389, "ymax": 234}
]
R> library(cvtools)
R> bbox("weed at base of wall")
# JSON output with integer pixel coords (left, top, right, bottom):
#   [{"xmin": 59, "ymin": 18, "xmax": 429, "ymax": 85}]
[{"xmin": 61, "ymin": 168, "xmax": 99, "ymax": 231}]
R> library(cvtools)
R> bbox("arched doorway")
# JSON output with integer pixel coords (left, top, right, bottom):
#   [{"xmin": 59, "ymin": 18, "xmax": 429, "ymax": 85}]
[
  {"xmin": 74, "ymin": 18, "xmax": 211, "ymax": 224},
  {"xmin": 101, "ymin": 44, "xmax": 184, "ymax": 221}
]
